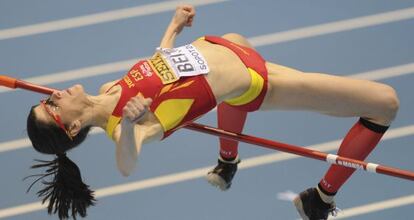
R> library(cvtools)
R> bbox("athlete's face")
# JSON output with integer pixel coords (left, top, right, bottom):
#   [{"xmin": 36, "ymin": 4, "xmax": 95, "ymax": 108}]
[{"xmin": 34, "ymin": 84, "xmax": 87, "ymax": 127}]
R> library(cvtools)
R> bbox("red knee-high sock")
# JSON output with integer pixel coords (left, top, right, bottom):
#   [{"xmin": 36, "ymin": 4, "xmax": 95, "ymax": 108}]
[
  {"xmin": 318, "ymin": 118, "xmax": 389, "ymax": 195},
  {"xmin": 217, "ymin": 103, "xmax": 248, "ymax": 160}
]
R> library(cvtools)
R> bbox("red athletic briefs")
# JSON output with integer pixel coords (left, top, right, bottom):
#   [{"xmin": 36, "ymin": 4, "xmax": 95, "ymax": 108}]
[{"xmin": 202, "ymin": 35, "xmax": 268, "ymax": 112}]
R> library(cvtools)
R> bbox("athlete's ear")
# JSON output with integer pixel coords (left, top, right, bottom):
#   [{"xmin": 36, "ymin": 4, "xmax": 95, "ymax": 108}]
[{"xmin": 68, "ymin": 120, "xmax": 82, "ymax": 137}]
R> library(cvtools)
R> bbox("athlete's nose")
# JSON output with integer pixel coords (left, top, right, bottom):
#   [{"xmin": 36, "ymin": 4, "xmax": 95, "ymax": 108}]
[{"xmin": 51, "ymin": 90, "xmax": 63, "ymax": 99}]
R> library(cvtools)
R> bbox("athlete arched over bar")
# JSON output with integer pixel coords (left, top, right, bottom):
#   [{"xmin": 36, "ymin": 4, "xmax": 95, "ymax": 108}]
[{"xmin": 25, "ymin": 4, "xmax": 399, "ymax": 220}]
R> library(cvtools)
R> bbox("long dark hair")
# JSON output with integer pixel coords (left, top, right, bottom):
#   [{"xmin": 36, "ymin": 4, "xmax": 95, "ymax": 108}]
[{"xmin": 26, "ymin": 105, "xmax": 95, "ymax": 219}]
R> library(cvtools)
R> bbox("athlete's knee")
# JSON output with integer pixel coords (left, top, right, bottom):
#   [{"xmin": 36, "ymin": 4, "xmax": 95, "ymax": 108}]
[{"xmin": 377, "ymin": 85, "xmax": 400, "ymax": 123}]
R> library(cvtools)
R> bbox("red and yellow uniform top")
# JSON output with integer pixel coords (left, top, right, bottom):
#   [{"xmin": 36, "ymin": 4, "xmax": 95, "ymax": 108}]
[
  {"xmin": 106, "ymin": 43, "xmax": 216, "ymax": 140},
  {"xmin": 106, "ymin": 36, "xmax": 269, "ymax": 140}
]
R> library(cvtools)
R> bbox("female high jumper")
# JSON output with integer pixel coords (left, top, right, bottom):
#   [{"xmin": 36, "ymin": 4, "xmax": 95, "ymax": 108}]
[{"xmin": 25, "ymin": 4, "xmax": 399, "ymax": 220}]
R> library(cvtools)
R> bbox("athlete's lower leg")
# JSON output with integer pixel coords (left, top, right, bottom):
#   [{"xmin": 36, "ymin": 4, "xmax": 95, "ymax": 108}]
[
  {"xmin": 318, "ymin": 117, "xmax": 390, "ymax": 197},
  {"xmin": 217, "ymin": 103, "xmax": 247, "ymax": 160},
  {"xmin": 206, "ymin": 103, "xmax": 247, "ymax": 190}
]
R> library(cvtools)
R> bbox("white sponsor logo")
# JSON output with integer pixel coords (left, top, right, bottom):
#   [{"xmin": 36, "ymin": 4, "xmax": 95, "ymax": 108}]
[
  {"xmin": 337, "ymin": 160, "xmax": 364, "ymax": 170},
  {"xmin": 185, "ymin": 44, "xmax": 208, "ymax": 71},
  {"xmin": 139, "ymin": 62, "xmax": 153, "ymax": 77}
]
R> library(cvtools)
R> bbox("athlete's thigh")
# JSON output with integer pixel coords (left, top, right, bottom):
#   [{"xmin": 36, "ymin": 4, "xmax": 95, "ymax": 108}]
[{"xmin": 261, "ymin": 62, "xmax": 395, "ymax": 118}]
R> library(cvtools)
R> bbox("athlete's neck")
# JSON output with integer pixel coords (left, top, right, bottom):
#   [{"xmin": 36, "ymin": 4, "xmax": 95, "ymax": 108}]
[{"xmin": 81, "ymin": 93, "xmax": 120, "ymax": 130}]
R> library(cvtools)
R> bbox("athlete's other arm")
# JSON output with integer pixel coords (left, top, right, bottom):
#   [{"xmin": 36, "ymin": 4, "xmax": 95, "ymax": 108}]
[
  {"xmin": 113, "ymin": 96, "xmax": 161, "ymax": 176},
  {"xmin": 98, "ymin": 79, "xmax": 120, "ymax": 94},
  {"xmin": 159, "ymin": 4, "xmax": 195, "ymax": 48}
]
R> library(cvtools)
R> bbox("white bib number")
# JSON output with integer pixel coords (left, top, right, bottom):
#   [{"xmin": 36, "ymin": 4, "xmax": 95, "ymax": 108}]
[{"xmin": 157, "ymin": 44, "xmax": 210, "ymax": 77}]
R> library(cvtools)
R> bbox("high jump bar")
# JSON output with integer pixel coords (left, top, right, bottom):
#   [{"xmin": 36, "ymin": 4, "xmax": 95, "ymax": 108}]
[{"xmin": 1, "ymin": 75, "xmax": 413, "ymax": 181}]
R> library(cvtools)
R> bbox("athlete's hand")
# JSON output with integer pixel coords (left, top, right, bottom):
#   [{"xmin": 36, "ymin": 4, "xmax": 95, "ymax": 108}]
[
  {"xmin": 122, "ymin": 95, "xmax": 153, "ymax": 125},
  {"xmin": 172, "ymin": 4, "xmax": 195, "ymax": 34}
]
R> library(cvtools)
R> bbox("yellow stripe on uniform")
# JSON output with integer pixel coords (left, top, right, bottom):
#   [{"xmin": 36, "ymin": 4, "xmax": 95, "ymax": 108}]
[
  {"xmin": 106, "ymin": 115, "xmax": 121, "ymax": 140},
  {"xmin": 154, "ymin": 99, "xmax": 194, "ymax": 131},
  {"xmin": 225, "ymin": 68, "xmax": 264, "ymax": 106}
]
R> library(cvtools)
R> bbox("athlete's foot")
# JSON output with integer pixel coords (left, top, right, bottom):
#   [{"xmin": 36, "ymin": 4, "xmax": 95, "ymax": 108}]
[
  {"xmin": 206, "ymin": 156, "xmax": 240, "ymax": 191},
  {"xmin": 293, "ymin": 188, "xmax": 338, "ymax": 220}
]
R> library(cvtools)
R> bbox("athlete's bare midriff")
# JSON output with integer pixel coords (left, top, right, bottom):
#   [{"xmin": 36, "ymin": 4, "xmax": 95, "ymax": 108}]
[{"xmin": 191, "ymin": 40, "xmax": 252, "ymax": 103}]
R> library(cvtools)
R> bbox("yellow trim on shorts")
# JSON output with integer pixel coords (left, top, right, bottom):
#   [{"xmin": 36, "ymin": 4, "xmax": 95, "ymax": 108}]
[
  {"xmin": 106, "ymin": 115, "xmax": 121, "ymax": 140},
  {"xmin": 225, "ymin": 67, "xmax": 264, "ymax": 106}
]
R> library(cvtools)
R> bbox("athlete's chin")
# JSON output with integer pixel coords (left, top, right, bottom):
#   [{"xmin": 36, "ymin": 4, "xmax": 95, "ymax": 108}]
[{"xmin": 69, "ymin": 84, "xmax": 85, "ymax": 96}]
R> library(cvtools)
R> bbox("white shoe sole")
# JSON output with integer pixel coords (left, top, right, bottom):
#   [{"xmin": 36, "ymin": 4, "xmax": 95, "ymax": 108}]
[
  {"xmin": 205, "ymin": 173, "xmax": 229, "ymax": 191},
  {"xmin": 293, "ymin": 196, "xmax": 310, "ymax": 220}
]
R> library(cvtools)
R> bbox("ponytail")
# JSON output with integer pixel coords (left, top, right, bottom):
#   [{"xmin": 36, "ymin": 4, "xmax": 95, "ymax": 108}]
[{"xmin": 25, "ymin": 153, "xmax": 95, "ymax": 219}]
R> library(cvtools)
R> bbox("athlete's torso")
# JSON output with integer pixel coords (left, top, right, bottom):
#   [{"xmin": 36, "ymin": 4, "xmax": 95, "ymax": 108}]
[
  {"xmin": 99, "ymin": 39, "xmax": 252, "ymax": 105},
  {"xmin": 100, "ymin": 38, "xmax": 254, "ymax": 140}
]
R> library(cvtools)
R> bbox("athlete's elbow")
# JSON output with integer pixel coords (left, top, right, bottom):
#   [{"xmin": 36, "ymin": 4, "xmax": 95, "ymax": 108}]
[
  {"xmin": 116, "ymin": 155, "xmax": 138, "ymax": 177},
  {"xmin": 119, "ymin": 168, "xmax": 131, "ymax": 177},
  {"xmin": 118, "ymin": 161, "xmax": 136, "ymax": 177},
  {"xmin": 120, "ymin": 168, "xmax": 132, "ymax": 177}
]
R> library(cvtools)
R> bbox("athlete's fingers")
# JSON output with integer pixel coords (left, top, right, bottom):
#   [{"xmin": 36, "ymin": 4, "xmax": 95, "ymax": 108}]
[
  {"xmin": 124, "ymin": 97, "xmax": 150, "ymax": 123},
  {"xmin": 127, "ymin": 99, "xmax": 144, "ymax": 114},
  {"xmin": 143, "ymin": 98, "xmax": 153, "ymax": 107},
  {"xmin": 129, "ymin": 97, "xmax": 143, "ymax": 108},
  {"xmin": 182, "ymin": 5, "xmax": 195, "ymax": 26},
  {"xmin": 127, "ymin": 105, "xmax": 146, "ymax": 122},
  {"xmin": 122, "ymin": 108, "xmax": 135, "ymax": 121},
  {"xmin": 173, "ymin": 4, "xmax": 195, "ymax": 30},
  {"xmin": 127, "ymin": 103, "xmax": 141, "ymax": 116},
  {"xmin": 178, "ymin": 4, "xmax": 194, "ymax": 14},
  {"xmin": 186, "ymin": 17, "xmax": 194, "ymax": 27},
  {"xmin": 135, "ymin": 94, "xmax": 152, "ymax": 107}
]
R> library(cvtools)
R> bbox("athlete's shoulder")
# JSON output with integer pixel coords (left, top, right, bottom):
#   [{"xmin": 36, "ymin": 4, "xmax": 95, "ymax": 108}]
[{"xmin": 99, "ymin": 79, "xmax": 120, "ymax": 94}]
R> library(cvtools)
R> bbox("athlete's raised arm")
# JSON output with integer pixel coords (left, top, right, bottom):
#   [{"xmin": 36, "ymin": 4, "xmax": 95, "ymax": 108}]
[{"xmin": 159, "ymin": 4, "xmax": 195, "ymax": 48}]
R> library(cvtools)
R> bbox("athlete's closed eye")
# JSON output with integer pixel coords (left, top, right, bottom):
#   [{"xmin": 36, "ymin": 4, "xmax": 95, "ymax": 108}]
[{"xmin": 44, "ymin": 98, "xmax": 59, "ymax": 111}]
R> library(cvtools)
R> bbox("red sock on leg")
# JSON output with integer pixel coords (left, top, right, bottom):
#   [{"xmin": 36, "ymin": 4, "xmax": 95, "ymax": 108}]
[
  {"xmin": 318, "ymin": 118, "xmax": 389, "ymax": 195},
  {"xmin": 217, "ymin": 103, "xmax": 248, "ymax": 160}
]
